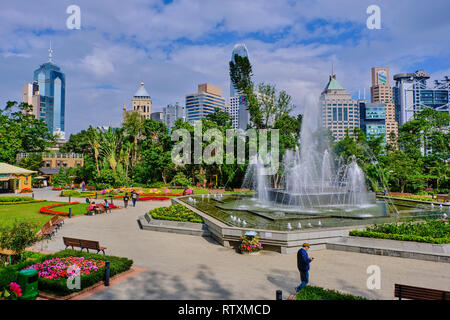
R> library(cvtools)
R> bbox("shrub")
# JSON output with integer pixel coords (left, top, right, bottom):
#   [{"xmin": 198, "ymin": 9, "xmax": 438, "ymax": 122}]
[
  {"xmin": 149, "ymin": 204, "xmax": 203, "ymax": 223},
  {"xmin": 170, "ymin": 172, "xmax": 192, "ymax": 188},
  {"xmin": 349, "ymin": 219, "xmax": 450, "ymax": 244},
  {"xmin": 0, "ymin": 221, "xmax": 41, "ymax": 253},
  {"xmin": 296, "ymin": 286, "xmax": 367, "ymax": 300}
]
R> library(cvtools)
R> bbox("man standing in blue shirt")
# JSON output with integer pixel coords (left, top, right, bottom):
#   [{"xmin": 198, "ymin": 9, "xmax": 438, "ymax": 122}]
[{"xmin": 296, "ymin": 243, "xmax": 314, "ymax": 293}]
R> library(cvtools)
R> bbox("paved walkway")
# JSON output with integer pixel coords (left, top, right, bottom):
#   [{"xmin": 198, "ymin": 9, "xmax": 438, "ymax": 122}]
[{"xmin": 30, "ymin": 188, "xmax": 450, "ymax": 300}]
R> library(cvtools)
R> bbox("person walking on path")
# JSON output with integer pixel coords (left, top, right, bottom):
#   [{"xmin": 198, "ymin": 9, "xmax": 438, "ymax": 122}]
[
  {"xmin": 123, "ymin": 193, "xmax": 129, "ymax": 208},
  {"xmin": 295, "ymin": 243, "xmax": 314, "ymax": 293},
  {"xmin": 104, "ymin": 199, "xmax": 111, "ymax": 214},
  {"xmin": 81, "ymin": 181, "xmax": 86, "ymax": 192},
  {"xmin": 131, "ymin": 191, "xmax": 138, "ymax": 207}
]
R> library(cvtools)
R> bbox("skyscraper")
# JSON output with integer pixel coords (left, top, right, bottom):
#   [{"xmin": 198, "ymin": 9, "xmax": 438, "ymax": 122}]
[
  {"xmin": 185, "ymin": 83, "xmax": 225, "ymax": 122},
  {"xmin": 21, "ymin": 82, "xmax": 40, "ymax": 119},
  {"xmin": 393, "ymin": 70, "xmax": 450, "ymax": 125},
  {"xmin": 321, "ymin": 72, "xmax": 359, "ymax": 141},
  {"xmin": 163, "ymin": 102, "xmax": 183, "ymax": 129},
  {"xmin": 32, "ymin": 46, "xmax": 66, "ymax": 137},
  {"xmin": 370, "ymin": 67, "xmax": 398, "ymax": 142}
]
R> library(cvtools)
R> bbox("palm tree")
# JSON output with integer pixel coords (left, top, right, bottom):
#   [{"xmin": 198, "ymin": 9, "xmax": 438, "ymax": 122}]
[
  {"xmin": 123, "ymin": 111, "xmax": 145, "ymax": 167},
  {"xmin": 100, "ymin": 127, "xmax": 120, "ymax": 172},
  {"xmin": 87, "ymin": 126, "xmax": 101, "ymax": 175}
]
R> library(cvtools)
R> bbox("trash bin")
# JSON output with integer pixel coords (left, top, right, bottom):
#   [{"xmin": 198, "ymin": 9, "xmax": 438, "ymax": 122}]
[{"xmin": 17, "ymin": 268, "xmax": 39, "ymax": 300}]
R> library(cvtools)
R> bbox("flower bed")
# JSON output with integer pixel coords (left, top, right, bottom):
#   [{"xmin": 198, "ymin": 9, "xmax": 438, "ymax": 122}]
[
  {"xmin": 349, "ymin": 219, "xmax": 450, "ymax": 244},
  {"xmin": 52, "ymin": 187, "xmax": 63, "ymax": 191},
  {"xmin": 149, "ymin": 204, "xmax": 203, "ymax": 223},
  {"xmin": 19, "ymin": 188, "xmax": 33, "ymax": 193},
  {"xmin": 296, "ymin": 286, "xmax": 367, "ymax": 300},
  {"xmin": 0, "ymin": 250, "xmax": 133, "ymax": 297},
  {"xmin": 26, "ymin": 257, "xmax": 106, "ymax": 280},
  {"xmin": 39, "ymin": 202, "xmax": 80, "ymax": 215},
  {"xmin": 139, "ymin": 196, "xmax": 170, "ymax": 201}
]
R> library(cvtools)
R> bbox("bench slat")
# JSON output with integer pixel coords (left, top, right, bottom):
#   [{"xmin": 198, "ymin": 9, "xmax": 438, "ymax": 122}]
[{"xmin": 395, "ymin": 284, "xmax": 450, "ymax": 300}]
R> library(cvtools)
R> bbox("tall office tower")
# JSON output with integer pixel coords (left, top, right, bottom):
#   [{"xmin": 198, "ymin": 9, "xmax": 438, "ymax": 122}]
[
  {"xmin": 228, "ymin": 95, "xmax": 241, "ymax": 129},
  {"xmin": 321, "ymin": 72, "xmax": 359, "ymax": 141},
  {"xmin": 132, "ymin": 82, "xmax": 152, "ymax": 119},
  {"xmin": 21, "ymin": 82, "xmax": 40, "ymax": 119},
  {"xmin": 185, "ymin": 83, "xmax": 225, "ymax": 122},
  {"xmin": 163, "ymin": 102, "xmax": 183, "ymax": 129},
  {"xmin": 230, "ymin": 43, "xmax": 249, "ymax": 97},
  {"xmin": 370, "ymin": 67, "xmax": 398, "ymax": 142},
  {"xmin": 33, "ymin": 46, "xmax": 66, "ymax": 137},
  {"xmin": 359, "ymin": 101, "xmax": 386, "ymax": 142},
  {"xmin": 393, "ymin": 70, "xmax": 450, "ymax": 125}
]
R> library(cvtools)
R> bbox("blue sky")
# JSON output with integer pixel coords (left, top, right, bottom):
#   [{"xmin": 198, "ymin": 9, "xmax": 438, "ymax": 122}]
[{"xmin": 0, "ymin": 0, "xmax": 449, "ymax": 136}]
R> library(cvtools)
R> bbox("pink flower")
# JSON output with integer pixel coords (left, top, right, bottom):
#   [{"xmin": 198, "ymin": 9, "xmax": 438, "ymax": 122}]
[{"xmin": 10, "ymin": 282, "xmax": 22, "ymax": 297}]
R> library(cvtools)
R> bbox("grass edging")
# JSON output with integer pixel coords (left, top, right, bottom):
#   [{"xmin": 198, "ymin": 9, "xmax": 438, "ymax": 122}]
[{"xmin": 349, "ymin": 230, "xmax": 450, "ymax": 244}]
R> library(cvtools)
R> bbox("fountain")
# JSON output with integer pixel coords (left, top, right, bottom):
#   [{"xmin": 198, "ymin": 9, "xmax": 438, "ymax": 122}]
[{"xmin": 177, "ymin": 96, "xmax": 443, "ymax": 240}]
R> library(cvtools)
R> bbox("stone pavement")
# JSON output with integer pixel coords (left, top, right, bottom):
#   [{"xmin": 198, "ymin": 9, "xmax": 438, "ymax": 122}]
[{"xmin": 31, "ymin": 188, "xmax": 450, "ymax": 300}]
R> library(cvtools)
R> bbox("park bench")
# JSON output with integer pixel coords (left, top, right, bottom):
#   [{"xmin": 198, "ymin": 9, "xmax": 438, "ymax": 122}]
[
  {"xmin": 436, "ymin": 194, "xmax": 450, "ymax": 203},
  {"xmin": 40, "ymin": 222, "xmax": 57, "ymax": 239},
  {"xmin": 394, "ymin": 284, "xmax": 450, "ymax": 300},
  {"xmin": 63, "ymin": 237, "xmax": 107, "ymax": 255},
  {"xmin": 50, "ymin": 215, "xmax": 64, "ymax": 230}
]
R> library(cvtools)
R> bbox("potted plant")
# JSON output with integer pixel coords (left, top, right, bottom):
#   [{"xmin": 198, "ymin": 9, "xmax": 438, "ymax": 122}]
[{"xmin": 239, "ymin": 231, "xmax": 263, "ymax": 255}]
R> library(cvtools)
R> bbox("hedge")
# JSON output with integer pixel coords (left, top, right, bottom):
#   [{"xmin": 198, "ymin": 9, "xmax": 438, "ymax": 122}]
[
  {"xmin": 0, "ymin": 200, "xmax": 46, "ymax": 205},
  {"xmin": 0, "ymin": 249, "xmax": 133, "ymax": 296},
  {"xmin": 349, "ymin": 230, "xmax": 450, "ymax": 244},
  {"xmin": 296, "ymin": 286, "xmax": 367, "ymax": 300},
  {"xmin": 149, "ymin": 204, "xmax": 203, "ymax": 223}
]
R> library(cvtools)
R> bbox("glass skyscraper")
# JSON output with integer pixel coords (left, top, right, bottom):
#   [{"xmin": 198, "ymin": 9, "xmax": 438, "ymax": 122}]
[
  {"xmin": 359, "ymin": 102, "xmax": 386, "ymax": 142},
  {"xmin": 33, "ymin": 49, "xmax": 65, "ymax": 136}
]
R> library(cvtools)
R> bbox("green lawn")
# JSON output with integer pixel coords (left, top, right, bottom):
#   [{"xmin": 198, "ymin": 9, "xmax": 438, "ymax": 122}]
[
  {"xmin": 0, "ymin": 201, "xmax": 60, "ymax": 229},
  {"xmin": 54, "ymin": 203, "xmax": 91, "ymax": 216}
]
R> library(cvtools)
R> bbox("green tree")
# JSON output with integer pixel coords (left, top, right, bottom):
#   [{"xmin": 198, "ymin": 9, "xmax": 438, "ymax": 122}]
[{"xmin": 0, "ymin": 101, "xmax": 54, "ymax": 163}]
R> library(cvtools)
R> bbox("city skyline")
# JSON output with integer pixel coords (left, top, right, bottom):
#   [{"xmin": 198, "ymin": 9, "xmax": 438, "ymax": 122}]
[{"xmin": 1, "ymin": 1, "xmax": 450, "ymax": 136}]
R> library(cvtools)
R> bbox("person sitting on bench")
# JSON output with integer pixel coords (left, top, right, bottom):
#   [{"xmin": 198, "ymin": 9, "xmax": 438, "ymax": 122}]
[{"xmin": 88, "ymin": 202, "xmax": 101, "ymax": 215}]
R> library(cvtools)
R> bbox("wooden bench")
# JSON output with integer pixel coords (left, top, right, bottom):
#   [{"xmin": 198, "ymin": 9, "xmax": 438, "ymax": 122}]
[
  {"xmin": 50, "ymin": 215, "xmax": 64, "ymax": 229},
  {"xmin": 436, "ymin": 194, "xmax": 450, "ymax": 202},
  {"xmin": 41, "ymin": 222, "xmax": 57, "ymax": 239},
  {"xmin": 394, "ymin": 284, "xmax": 450, "ymax": 300},
  {"xmin": 63, "ymin": 237, "xmax": 107, "ymax": 255}
]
